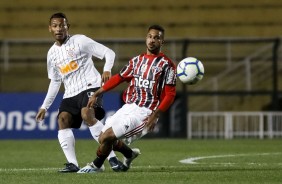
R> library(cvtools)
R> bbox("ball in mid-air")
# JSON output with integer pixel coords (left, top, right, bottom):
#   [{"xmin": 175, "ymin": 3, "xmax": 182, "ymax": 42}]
[{"xmin": 176, "ymin": 57, "xmax": 204, "ymax": 84}]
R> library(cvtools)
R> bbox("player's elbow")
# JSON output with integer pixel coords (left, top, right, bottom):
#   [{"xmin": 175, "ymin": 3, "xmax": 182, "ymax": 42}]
[{"xmin": 105, "ymin": 48, "xmax": 115, "ymax": 60}]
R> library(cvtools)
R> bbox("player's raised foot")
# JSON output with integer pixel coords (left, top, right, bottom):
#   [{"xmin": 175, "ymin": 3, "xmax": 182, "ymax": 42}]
[
  {"xmin": 109, "ymin": 157, "xmax": 124, "ymax": 172},
  {"xmin": 58, "ymin": 163, "xmax": 80, "ymax": 173},
  {"xmin": 77, "ymin": 162, "xmax": 105, "ymax": 173},
  {"xmin": 122, "ymin": 148, "xmax": 141, "ymax": 172}
]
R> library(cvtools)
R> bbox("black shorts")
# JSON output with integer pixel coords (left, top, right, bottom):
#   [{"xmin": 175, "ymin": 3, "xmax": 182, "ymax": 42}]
[{"xmin": 58, "ymin": 88, "xmax": 105, "ymax": 129}]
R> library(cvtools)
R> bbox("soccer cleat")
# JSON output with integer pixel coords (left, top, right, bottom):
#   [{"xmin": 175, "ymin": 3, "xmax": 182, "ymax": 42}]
[
  {"xmin": 77, "ymin": 162, "xmax": 105, "ymax": 173},
  {"xmin": 58, "ymin": 163, "xmax": 80, "ymax": 173},
  {"xmin": 109, "ymin": 157, "xmax": 124, "ymax": 172},
  {"xmin": 122, "ymin": 148, "xmax": 141, "ymax": 171}
]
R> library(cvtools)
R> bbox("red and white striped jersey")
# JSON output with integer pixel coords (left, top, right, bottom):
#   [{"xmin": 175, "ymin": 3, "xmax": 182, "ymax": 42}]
[
  {"xmin": 47, "ymin": 34, "xmax": 114, "ymax": 98},
  {"xmin": 121, "ymin": 53, "xmax": 176, "ymax": 111}
]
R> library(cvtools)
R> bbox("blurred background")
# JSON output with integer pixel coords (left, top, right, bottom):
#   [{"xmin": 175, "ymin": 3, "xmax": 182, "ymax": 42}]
[{"xmin": 1, "ymin": 0, "xmax": 282, "ymax": 139}]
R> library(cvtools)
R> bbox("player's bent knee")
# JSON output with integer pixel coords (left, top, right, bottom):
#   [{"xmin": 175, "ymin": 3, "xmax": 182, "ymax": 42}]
[
  {"xmin": 99, "ymin": 129, "xmax": 117, "ymax": 144},
  {"xmin": 81, "ymin": 107, "xmax": 97, "ymax": 126},
  {"xmin": 99, "ymin": 135, "xmax": 115, "ymax": 145},
  {"xmin": 81, "ymin": 107, "xmax": 93, "ymax": 120}
]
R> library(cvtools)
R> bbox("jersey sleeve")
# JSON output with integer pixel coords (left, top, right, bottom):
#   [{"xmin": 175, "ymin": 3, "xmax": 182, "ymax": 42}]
[
  {"xmin": 102, "ymin": 74, "xmax": 125, "ymax": 91},
  {"xmin": 158, "ymin": 85, "xmax": 176, "ymax": 112},
  {"xmin": 165, "ymin": 61, "xmax": 177, "ymax": 86},
  {"xmin": 119, "ymin": 57, "xmax": 135, "ymax": 79},
  {"xmin": 103, "ymin": 58, "xmax": 135, "ymax": 91},
  {"xmin": 47, "ymin": 49, "xmax": 61, "ymax": 81},
  {"xmin": 80, "ymin": 35, "xmax": 115, "ymax": 72},
  {"xmin": 41, "ymin": 79, "xmax": 61, "ymax": 110},
  {"xmin": 158, "ymin": 61, "xmax": 177, "ymax": 112}
]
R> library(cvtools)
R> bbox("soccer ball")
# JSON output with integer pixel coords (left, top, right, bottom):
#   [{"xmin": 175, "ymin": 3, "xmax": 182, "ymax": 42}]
[{"xmin": 176, "ymin": 57, "xmax": 204, "ymax": 84}]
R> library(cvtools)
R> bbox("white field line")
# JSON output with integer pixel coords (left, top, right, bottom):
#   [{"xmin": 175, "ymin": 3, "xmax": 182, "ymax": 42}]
[
  {"xmin": 179, "ymin": 152, "xmax": 282, "ymax": 164},
  {"xmin": 0, "ymin": 168, "xmax": 59, "ymax": 172}
]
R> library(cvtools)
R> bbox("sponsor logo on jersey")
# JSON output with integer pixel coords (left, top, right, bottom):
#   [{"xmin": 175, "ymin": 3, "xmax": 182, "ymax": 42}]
[
  {"xmin": 134, "ymin": 76, "xmax": 155, "ymax": 89},
  {"xmin": 59, "ymin": 60, "xmax": 79, "ymax": 75}
]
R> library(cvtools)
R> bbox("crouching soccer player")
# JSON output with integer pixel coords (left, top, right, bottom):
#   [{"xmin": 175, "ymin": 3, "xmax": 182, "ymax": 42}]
[{"xmin": 77, "ymin": 25, "xmax": 177, "ymax": 173}]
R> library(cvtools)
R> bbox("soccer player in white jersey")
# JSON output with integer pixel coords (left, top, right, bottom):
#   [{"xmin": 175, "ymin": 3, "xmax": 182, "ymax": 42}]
[
  {"xmin": 35, "ymin": 12, "xmax": 123, "ymax": 173},
  {"xmin": 77, "ymin": 25, "xmax": 177, "ymax": 173}
]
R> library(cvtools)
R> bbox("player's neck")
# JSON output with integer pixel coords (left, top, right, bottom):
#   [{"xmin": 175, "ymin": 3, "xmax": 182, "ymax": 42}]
[
  {"xmin": 55, "ymin": 35, "xmax": 71, "ymax": 46},
  {"xmin": 147, "ymin": 49, "xmax": 161, "ymax": 56},
  {"xmin": 146, "ymin": 50, "xmax": 162, "ymax": 56}
]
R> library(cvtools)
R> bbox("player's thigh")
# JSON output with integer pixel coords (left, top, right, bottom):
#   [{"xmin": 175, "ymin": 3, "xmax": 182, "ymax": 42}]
[
  {"xmin": 81, "ymin": 107, "xmax": 95, "ymax": 122},
  {"xmin": 81, "ymin": 88, "xmax": 105, "ymax": 120},
  {"xmin": 57, "ymin": 111, "xmax": 73, "ymax": 129},
  {"xmin": 103, "ymin": 103, "xmax": 151, "ymax": 138},
  {"xmin": 59, "ymin": 97, "xmax": 82, "ymax": 129}
]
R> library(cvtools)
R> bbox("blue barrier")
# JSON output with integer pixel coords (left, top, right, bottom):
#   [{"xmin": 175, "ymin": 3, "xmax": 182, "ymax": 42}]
[{"xmin": 0, "ymin": 92, "xmax": 121, "ymax": 139}]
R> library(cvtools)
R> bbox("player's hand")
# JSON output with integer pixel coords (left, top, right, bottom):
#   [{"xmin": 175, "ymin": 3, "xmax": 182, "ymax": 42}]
[
  {"xmin": 102, "ymin": 71, "xmax": 111, "ymax": 84},
  {"xmin": 87, "ymin": 88, "xmax": 104, "ymax": 108},
  {"xmin": 145, "ymin": 111, "xmax": 159, "ymax": 132},
  {"xmin": 35, "ymin": 108, "xmax": 46, "ymax": 123},
  {"xmin": 87, "ymin": 94, "xmax": 98, "ymax": 108}
]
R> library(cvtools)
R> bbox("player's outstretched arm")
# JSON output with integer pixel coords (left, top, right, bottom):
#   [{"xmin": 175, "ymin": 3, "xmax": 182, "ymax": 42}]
[{"xmin": 87, "ymin": 74, "xmax": 125, "ymax": 108}]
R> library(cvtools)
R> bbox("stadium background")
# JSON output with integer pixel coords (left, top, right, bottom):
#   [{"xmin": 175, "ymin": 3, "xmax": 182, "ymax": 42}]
[{"xmin": 1, "ymin": 0, "xmax": 282, "ymax": 139}]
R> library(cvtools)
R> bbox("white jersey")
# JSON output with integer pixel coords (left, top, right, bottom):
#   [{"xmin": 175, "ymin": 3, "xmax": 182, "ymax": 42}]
[{"xmin": 47, "ymin": 34, "xmax": 114, "ymax": 98}]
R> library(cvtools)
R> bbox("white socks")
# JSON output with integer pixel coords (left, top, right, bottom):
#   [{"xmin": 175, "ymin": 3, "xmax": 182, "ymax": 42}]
[
  {"xmin": 88, "ymin": 120, "xmax": 117, "ymax": 160},
  {"xmin": 88, "ymin": 120, "xmax": 104, "ymax": 142},
  {"xmin": 57, "ymin": 121, "xmax": 117, "ymax": 168},
  {"xmin": 58, "ymin": 129, "xmax": 78, "ymax": 167}
]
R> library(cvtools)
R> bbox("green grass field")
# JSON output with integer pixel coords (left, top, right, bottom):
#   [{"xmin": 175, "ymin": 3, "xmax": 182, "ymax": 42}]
[{"xmin": 1, "ymin": 139, "xmax": 282, "ymax": 184}]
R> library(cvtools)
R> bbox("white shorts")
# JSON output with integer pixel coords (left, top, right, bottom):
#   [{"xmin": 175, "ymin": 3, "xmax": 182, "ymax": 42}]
[{"xmin": 102, "ymin": 103, "xmax": 152, "ymax": 144}]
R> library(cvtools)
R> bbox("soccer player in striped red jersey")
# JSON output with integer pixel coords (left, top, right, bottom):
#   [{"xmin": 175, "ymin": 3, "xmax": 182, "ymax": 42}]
[
  {"xmin": 78, "ymin": 25, "xmax": 177, "ymax": 173},
  {"xmin": 35, "ymin": 12, "xmax": 123, "ymax": 173}
]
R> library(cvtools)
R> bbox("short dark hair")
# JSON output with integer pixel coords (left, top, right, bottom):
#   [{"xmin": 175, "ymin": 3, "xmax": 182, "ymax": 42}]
[
  {"xmin": 148, "ymin": 25, "xmax": 165, "ymax": 37},
  {"xmin": 49, "ymin": 12, "xmax": 69, "ymax": 24}
]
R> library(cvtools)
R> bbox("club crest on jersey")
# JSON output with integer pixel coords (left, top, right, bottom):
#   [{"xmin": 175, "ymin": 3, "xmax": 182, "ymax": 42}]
[
  {"xmin": 58, "ymin": 60, "xmax": 79, "ymax": 75},
  {"xmin": 141, "ymin": 64, "xmax": 147, "ymax": 73},
  {"xmin": 66, "ymin": 47, "xmax": 76, "ymax": 58},
  {"xmin": 151, "ymin": 66, "xmax": 162, "ymax": 74}
]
